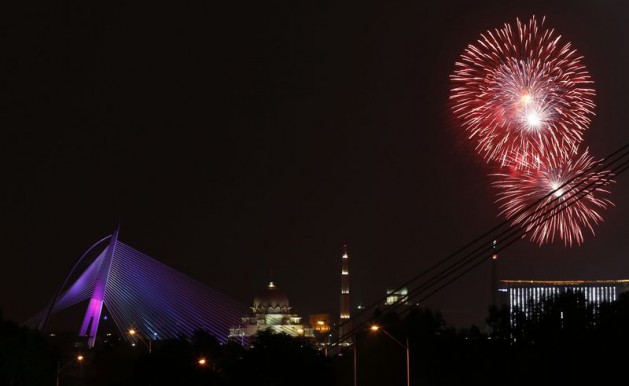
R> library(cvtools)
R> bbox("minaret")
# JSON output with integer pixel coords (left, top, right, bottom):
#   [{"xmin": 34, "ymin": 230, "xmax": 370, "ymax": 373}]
[{"xmin": 339, "ymin": 244, "xmax": 351, "ymax": 342}]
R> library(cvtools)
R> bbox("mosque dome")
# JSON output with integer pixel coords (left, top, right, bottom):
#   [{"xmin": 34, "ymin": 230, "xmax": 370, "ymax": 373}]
[
  {"xmin": 231, "ymin": 281, "xmax": 310, "ymax": 340},
  {"xmin": 253, "ymin": 282, "xmax": 290, "ymax": 311}
]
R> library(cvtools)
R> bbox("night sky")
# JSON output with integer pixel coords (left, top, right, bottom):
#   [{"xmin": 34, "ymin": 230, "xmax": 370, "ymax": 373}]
[{"xmin": 2, "ymin": 0, "xmax": 629, "ymax": 329}]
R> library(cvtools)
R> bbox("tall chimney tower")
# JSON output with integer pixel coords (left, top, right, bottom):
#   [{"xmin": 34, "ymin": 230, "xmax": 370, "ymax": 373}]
[{"xmin": 339, "ymin": 244, "xmax": 351, "ymax": 342}]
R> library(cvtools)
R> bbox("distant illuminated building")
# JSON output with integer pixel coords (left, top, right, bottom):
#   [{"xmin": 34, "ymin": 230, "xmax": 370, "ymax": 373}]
[
  {"xmin": 309, "ymin": 314, "xmax": 331, "ymax": 334},
  {"xmin": 385, "ymin": 288, "xmax": 408, "ymax": 306},
  {"xmin": 229, "ymin": 282, "xmax": 313, "ymax": 341},
  {"xmin": 306, "ymin": 314, "xmax": 332, "ymax": 349},
  {"xmin": 500, "ymin": 279, "xmax": 629, "ymax": 327}
]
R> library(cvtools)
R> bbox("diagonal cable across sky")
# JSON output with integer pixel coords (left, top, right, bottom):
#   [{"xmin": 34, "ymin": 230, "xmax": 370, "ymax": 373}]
[{"xmin": 331, "ymin": 142, "xmax": 629, "ymax": 346}]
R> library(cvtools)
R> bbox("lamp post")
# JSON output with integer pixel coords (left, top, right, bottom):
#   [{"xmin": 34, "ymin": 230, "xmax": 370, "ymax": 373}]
[
  {"xmin": 56, "ymin": 354, "xmax": 84, "ymax": 386},
  {"xmin": 197, "ymin": 357, "xmax": 217, "ymax": 371},
  {"xmin": 353, "ymin": 340, "xmax": 358, "ymax": 386},
  {"xmin": 370, "ymin": 325, "xmax": 410, "ymax": 386},
  {"xmin": 129, "ymin": 328, "xmax": 152, "ymax": 354}
]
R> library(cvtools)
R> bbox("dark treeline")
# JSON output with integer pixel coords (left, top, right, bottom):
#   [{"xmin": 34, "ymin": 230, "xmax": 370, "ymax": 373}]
[
  {"xmin": 0, "ymin": 311, "xmax": 333, "ymax": 386},
  {"xmin": 356, "ymin": 292, "xmax": 629, "ymax": 386},
  {"xmin": 79, "ymin": 329, "xmax": 333, "ymax": 386},
  {"xmin": 0, "ymin": 309, "xmax": 56, "ymax": 386},
  {"xmin": 3, "ymin": 293, "xmax": 629, "ymax": 386}
]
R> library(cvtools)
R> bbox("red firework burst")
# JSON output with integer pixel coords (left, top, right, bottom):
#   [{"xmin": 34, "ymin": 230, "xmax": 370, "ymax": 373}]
[
  {"xmin": 450, "ymin": 16, "xmax": 595, "ymax": 167},
  {"xmin": 491, "ymin": 149, "xmax": 614, "ymax": 246}
]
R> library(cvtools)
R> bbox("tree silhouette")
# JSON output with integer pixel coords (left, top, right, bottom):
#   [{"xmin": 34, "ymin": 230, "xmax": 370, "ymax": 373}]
[
  {"xmin": 228, "ymin": 330, "xmax": 333, "ymax": 386},
  {"xmin": 0, "ymin": 310, "xmax": 55, "ymax": 386}
]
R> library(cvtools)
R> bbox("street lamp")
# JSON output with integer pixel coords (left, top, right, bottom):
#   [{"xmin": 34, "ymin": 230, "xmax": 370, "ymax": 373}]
[
  {"xmin": 129, "ymin": 328, "xmax": 152, "ymax": 354},
  {"xmin": 56, "ymin": 354, "xmax": 84, "ymax": 386},
  {"xmin": 370, "ymin": 325, "xmax": 410, "ymax": 386},
  {"xmin": 354, "ymin": 339, "xmax": 358, "ymax": 386}
]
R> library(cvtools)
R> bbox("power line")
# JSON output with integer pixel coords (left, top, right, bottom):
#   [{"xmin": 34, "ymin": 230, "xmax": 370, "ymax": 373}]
[{"xmin": 330, "ymin": 143, "xmax": 629, "ymax": 346}]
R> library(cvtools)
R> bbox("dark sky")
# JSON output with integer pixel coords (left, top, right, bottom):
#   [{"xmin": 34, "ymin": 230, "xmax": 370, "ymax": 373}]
[{"xmin": 2, "ymin": 0, "xmax": 629, "ymax": 329}]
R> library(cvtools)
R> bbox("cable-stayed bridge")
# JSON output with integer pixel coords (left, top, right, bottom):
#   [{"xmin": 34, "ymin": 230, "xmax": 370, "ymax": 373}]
[{"xmin": 30, "ymin": 228, "xmax": 248, "ymax": 347}]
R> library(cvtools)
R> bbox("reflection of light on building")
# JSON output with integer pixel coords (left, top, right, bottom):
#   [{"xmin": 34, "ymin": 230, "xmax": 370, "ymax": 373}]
[
  {"xmin": 228, "ymin": 281, "xmax": 313, "ymax": 342},
  {"xmin": 500, "ymin": 279, "xmax": 629, "ymax": 329},
  {"xmin": 385, "ymin": 288, "xmax": 408, "ymax": 306}
]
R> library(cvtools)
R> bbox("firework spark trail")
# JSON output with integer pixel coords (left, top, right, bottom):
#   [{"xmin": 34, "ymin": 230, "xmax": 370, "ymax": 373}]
[
  {"xmin": 451, "ymin": 16, "xmax": 595, "ymax": 167},
  {"xmin": 332, "ymin": 144, "xmax": 629, "ymax": 345},
  {"xmin": 491, "ymin": 148, "xmax": 614, "ymax": 246},
  {"xmin": 449, "ymin": 16, "xmax": 613, "ymax": 245}
]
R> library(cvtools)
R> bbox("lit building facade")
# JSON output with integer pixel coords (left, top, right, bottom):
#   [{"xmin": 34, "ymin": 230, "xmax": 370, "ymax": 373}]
[
  {"xmin": 309, "ymin": 313, "xmax": 332, "ymax": 348},
  {"xmin": 500, "ymin": 279, "xmax": 629, "ymax": 327},
  {"xmin": 385, "ymin": 287, "xmax": 408, "ymax": 306},
  {"xmin": 229, "ymin": 282, "xmax": 313, "ymax": 340},
  {"xmin": 309, "ymin": 313, "xmax": 331, "ymax": 334}
]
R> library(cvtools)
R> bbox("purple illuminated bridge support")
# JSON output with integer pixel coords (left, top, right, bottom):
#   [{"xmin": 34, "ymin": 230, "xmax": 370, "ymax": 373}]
[
  {"xmin": 30, "ymin": 230, "xmax": 248, "ymax": 348},
  {"xmin": 78, "ymin": 228, "xmax": 118, "ymax": 347}
]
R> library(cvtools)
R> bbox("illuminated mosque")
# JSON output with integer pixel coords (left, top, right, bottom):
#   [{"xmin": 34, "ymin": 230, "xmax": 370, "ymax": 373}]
[
  {"xmin": 229, "ymin": 281, "xmax": 314, "ymax": 340},
  {"xmin": 230, "ymin": 246, "xmax": 347, "ymax": 344}
]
